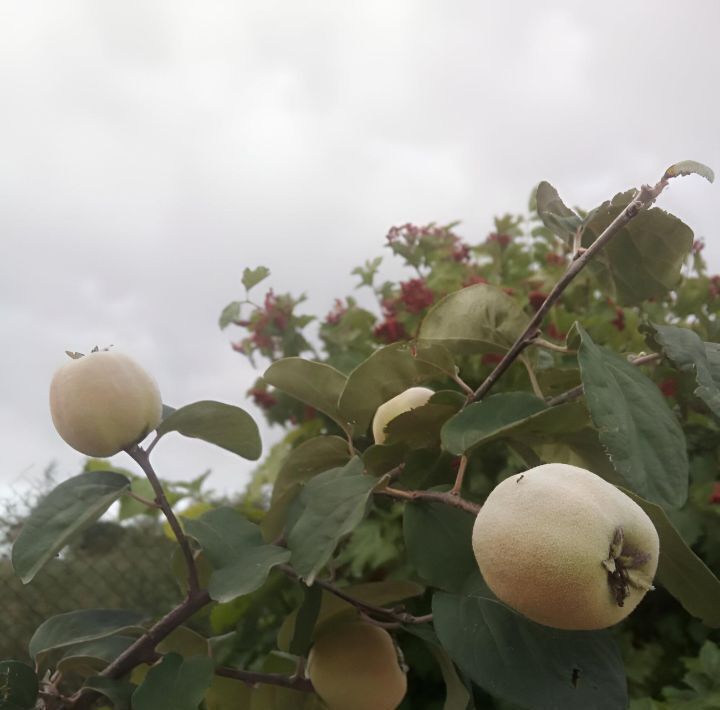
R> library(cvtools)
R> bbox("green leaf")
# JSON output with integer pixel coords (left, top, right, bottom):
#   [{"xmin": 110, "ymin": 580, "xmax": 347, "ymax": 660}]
[
  {"xmin": 132, "ymin": 653, "xmax": 215, "ymax": 710},
  {"xmin": 441, "ymin": 392, "xmax": 548, "ymax": 455},
  {"xmin": 287, "ymin": 457, "xmax": 377, "ymax": 583},
  {"xmin": 535, "ymin": 181, "xmax": 583, "ymax": 244},
  {"xmin": 433, "ymin": 593, "xmax": 627, "ymax": 710},
  {"xmin": 156, "ymin": 401, "xmax": 261, "ymax": 460},
  {"xmin": 577, "ymin": 325, "xmax": 688, "ymax": 508},
  {"xmin": 260, "ymin": 435, "xmax": 351, "ymax": 541},
  {"xmin": 242, "ymin": 266, "xmax": 271, "ymax": 291},
  {"xmin": 338, "ymin": 342, "xmax": 454, "ymax": 435},
  {"xmin": 277, "ymin": 580, "xmax": 423, "ymax": 651},
  {"xmin": 183, "ymin": 507, "xmax": 290, "ymax": 603},
  {"xmin": 204, "ymin": 675, "xmax": 254, "ymax": 710},
  {"xmin": 288, "ymin": 584, "xmax": 323, "ymax": 657},
  {"xmin": 663, "ymin": 160, "xmax": 715, "ymax": 184},
  {"xmin": 418, "ymin": 283, "xmax": 527, "ymax": 355},
  {"xmin": 385, "ymin": 400, "xmax": 462, "ymax": 449},
  {"xmin": 362, "ymin": 442, "xmax": 408, "ymax": 477},
  {"xmin": 645, "ymin": 323, "xmax": 720, "ymax": 419},
  {"xmin": 0, "ymin": 661, "xmax": 38, "ymax": 710},
  {"xmin": 263, "ymin": 358, "xmax": 350, "ymax": 433},
  {"xmin": 624, "ymin": 490, "xmax": 720, "ymax": 627},
  {"xmin": 403, "ymin": 497, "xmax": 477, "ymax": 593},
  {"xmin": 581, "ymin": 190, "xmax": 694, "ymax": 305},
  {"xmin": 29, "ymin": 609, "xmax": 145, "ymax": 663},
  {"xmin": 218, "ymin": 301, "xmax": 241, "ymax": 330},
  {"xmin": 82, "ymin": 677, "xmax": 135, "ymax": 710},
  {"xmin": 12, "ymin": 471, "xmax": 131, "ymax": 583}
]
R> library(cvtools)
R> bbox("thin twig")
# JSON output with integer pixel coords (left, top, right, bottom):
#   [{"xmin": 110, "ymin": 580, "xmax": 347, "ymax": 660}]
[
  {"xmin": 545, "ymin": 352, "xmax": 663, "ymax": 407},
  {"xmin": 278, "ymin": 565, "xmax": 431, "ymax": 625},
  {"xmin": 126, "ymin": 445, "xmax": 200, "ymax": 595},
  {"xmin": 450, "ymin": 456, "xmax": 469, "ymax": 496},
  {"xmin": 470, "ymin": 179, "xmax": 669, "ymax": 403},
  {"xmin": 530, "ymin": 337, "xmax": 575, "ymax": 354},
  {"xmin": 520, "ymin": 354, "xmax": 544, "ymax": 399},
  {"xmin": 67, "ymin": 590, "xmax": 212, "ymax": 708},
  {"xmin": 215, "ymin": 666, "xmax": 314, "ymax": 692},
  {"xmin": 125, "ymin": 490, "xmax": 162, "ymax": 509},
  {"xmin": 380, "ymin": 486, "xmax": 480, "ymax": 515}
]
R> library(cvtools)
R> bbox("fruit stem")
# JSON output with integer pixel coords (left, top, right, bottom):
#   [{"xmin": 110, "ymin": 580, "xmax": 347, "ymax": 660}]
[{"xmin": 125, "ymin": 444, "xmax": 201, "ymax": 595}]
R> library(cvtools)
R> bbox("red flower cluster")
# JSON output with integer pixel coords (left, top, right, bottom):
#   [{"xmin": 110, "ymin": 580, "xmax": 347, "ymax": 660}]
[
  {"xmin": 486, "ymin": 233, "xmax": 512, "ymax": 248},
  {"xmin": 659, "ymin": 378, "xmax": 677, "ymax": 398},
  {"xmin": 528, "ymin": 291, "xmax": 547, "ymax": 313},
  {"xmin": 692, "ymin": 238, "xmax": 706, "ymax": 254},
  {"xmin": 248, "ymin": 387, "xmax": 278, "ymax": 410},
  {"xmin": 611, "ymin": 307, "xmax": 625, "ymax": 331},
  {"xmin": 325, "ymin": 299, "xmax": 347, "ymax": 326},
  {"xmin": 399, "ymin": 279, "xmax": 434, "ymax": 314},
  {"xmin": 462, "ymin": 274, "xmax": 488, "ymax": 288},
  {"xmin": 481, "ymin": 352, "xmax": 504, "ymax": 366},
  {"xmin": 546, "ymin": 323, "xmax": 566, "ymax": 341},
  {"xmin": 709, "ymin": 482, "xmax": 720, "ymax": 504},
  {"xmin": 710, "ymin": 276, "xmax": 720, "ymax": 299},
  {"xmin": 374, "ymin": 318, "xmax": 407, "ymax": 343},
  {"xmin": 546, "ymin": 253, "xmax": 565, "ymax": 267}
]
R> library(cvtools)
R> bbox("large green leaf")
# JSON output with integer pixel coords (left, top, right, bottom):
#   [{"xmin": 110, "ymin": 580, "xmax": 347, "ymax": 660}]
[
  {"xmin": 581, "ymin": 190, "xmax": 694, "ymax": 305},
  {"xmin": 441, "ymin": 392, "xmax": 548, "ymax": 455},
  {"xmin": 403, "ymin": 497, "xmax": 478, "ymax": 593},
  {"xmin": 263, "ymin": 358, "xmax": 351, "ymax": 434},
  {"xmin": 82, "ymin": 677, "xmax": 135, "ymax": 710},
  {"xmin": 338, "ymin": 342, "xmax": 454, "ymax": 435},
  {"xmin": 29, "ymin": 609, "xmax": 145, "ymax": 663},
  {"xmin": 260, "ymin": 435, "xmax": 350, "ymax": 541},
  {"xmin": 418, "ymin": 283, "xmax": 527, "ymax": 355},
  {"xmin": 12, "ymin": 471, "xmax": 130, "ymax": 583},
  {"xmin": 535, "ymin": 181, "xmax": 583, "ymax": 244},
  {"xmin": 288, "ymin": 584, "xmax": 323, "ymax": 657},
  {"xmin": 286, "ymin": 457, "xmax": 376, "ymax": 584},
  {"xmin": 433, "ymin": 593, "xmax": 627, "ymax": 710},
  {"xmin": 0, "ymin": 661, "xmax": 38, "ymax": 710},
  {"xmin": 385, "ymin": 396, "xmax": 463, "ymax": 450},
  {"xmin": 277, "ymin": 580, "xmax": 424, "ymax": 651},
  {"xmin": 132, "ymin": 653, "xmax": 215, "ymax": 710},
  {"xmin": 577, "ymin": 325, "xmax": 688, "ymax": 508},
  {"xmin": 645, "ymin": 323, "xmax": 720, "ymax": 419},
  {"xmin": 242, "ymin": 265, "xmax": 271, "ymax": 291},
  {"xmin": 625, "ymin": 490, "xmax": 720, "ymax": 627},
  {"xmin": 156, "ymin": 401, "xmax": 261, "ymax": 460},
  {"xmin": 184, "ymin": 507, "xmax": 290, "ymax": 603}
]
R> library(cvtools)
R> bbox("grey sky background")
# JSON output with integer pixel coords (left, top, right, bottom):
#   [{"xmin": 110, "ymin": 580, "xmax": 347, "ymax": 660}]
[{"xmin": 2, "ymin": 1, "xmax": 719, "ymax": 499}]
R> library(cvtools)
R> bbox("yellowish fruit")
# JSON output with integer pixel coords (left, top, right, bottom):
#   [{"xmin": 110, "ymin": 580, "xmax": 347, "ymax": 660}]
[
  {"xmin": 50, "ymin": 350, "xmax": 163, "ymax": 457},
  {"xmin": 472, "ymin": 463, "xmax": 659, "ymax": 630},
  {"xmin": 307, "ymin": 621, "xmax": 407, "ymax": 710},
  {"xmin": 372, "ymin": 386, "xmax": 434, "ymax": 444}
]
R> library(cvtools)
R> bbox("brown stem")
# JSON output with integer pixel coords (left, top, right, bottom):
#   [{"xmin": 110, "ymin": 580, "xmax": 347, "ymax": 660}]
[
  {"xmin": 380, "ymin": 486, "xmax": 480, "ymax": 515},
  {"xmin": 471, "ymin": 179, "xmax": 669, "ymax": 402},
  {"xmin": 278, "ymin": 565, "xmax": 431, "ymax": 625},
  {"xmin": 449, "ymin": 456, "xmax": 469, "ymax": 496},
  {"xmin": 126, "ymin": 444, "xmax": 200, "ymax": 595},
  {"xmin": 215, "ymin": 666, "xmax": 314, "ymax": 692},
  {"xmin": 125, "ymin": 490, "xmax": 162, "ymax": 509},
  {"xmin": 67, "ymin": 590, "xmax": 212, "ymax": 708},
  {"xmin": 545, "ymin": 352, "xmax": 663, "ymax": 407}
]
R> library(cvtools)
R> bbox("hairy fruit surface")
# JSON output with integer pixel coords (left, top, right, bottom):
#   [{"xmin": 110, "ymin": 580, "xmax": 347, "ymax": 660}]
[
  {"xmin": 50, "ymin": 350, "xmax": 163, "ymax": 457},
  {"xmin": 472, "ymin": 463, "xmax": 659, "ymax": 630},
  {"xmin": 307, "ymin": 621, "xmax": 407, "ymax": 710}
]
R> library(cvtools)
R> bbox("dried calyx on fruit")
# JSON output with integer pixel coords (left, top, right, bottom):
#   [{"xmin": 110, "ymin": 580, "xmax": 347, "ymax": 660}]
[
  {"xmin": 50, "ymin": 348, "xmax": 163, "ymax": 457},
  {"xmin": 472, "ymin": 463, "xmax": 659, "ymax": 630}
]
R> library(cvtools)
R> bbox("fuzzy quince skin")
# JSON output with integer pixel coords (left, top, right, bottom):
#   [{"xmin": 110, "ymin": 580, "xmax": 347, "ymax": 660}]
[
  {"xmin": 472, "ymin": 463, "xmax": 659, "ymax": 630},
  {"xmin": 50, "ymin": 350, "xmax": 163, "ymax": 457},
  {"xmin": 307, "ymin": 621, "xmax": 407, "ymax": 710},
  {"xmin": 372, "ymin": 386, "xmax": 434, "ymax": 444}
]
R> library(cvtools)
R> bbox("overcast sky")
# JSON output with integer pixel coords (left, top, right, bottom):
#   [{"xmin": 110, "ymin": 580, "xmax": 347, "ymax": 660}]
[{"xmin": 2, "ymin": 1, "xmax": 719, "ymax": 500}]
